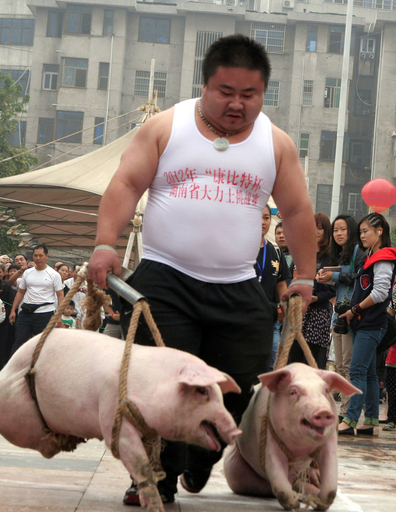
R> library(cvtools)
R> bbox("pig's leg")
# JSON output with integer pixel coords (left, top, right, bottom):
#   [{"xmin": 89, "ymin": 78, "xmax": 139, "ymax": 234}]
[
  {"xmin": 314, "ymin": 433, "xmax": 337, "ymax": 511},
  {"xmin": 103, "ymin": 419, "xmax": 165, "ymax": 512},
  {"xmin": 224, "ymin": 445, "xmax": 273, "ymax": 496},
  {"xmin": 265, "ymin": 431, "xmax": 300, "ymax": 511}
]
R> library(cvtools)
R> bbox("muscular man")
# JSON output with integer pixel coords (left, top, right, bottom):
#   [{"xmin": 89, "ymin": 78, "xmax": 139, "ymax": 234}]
[
  {"xmin": 9, "ymin": 244, "xmax": 64, "ymax": 354},
  {"xmin": 89, "ymin": 35, "xmax": 316, "ymax": 504}
]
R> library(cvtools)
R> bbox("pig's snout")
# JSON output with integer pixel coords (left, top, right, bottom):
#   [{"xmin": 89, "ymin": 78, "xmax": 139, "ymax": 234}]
[{"xmin": 311, "ymin": 408, "xmax": 335, "ymax": 429}]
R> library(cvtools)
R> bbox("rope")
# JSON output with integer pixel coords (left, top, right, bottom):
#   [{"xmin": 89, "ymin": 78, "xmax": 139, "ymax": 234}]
[
  {"xmin": 258, "ymin": 295, "xmax": 325, "ymax": 509},
  {"xmin": 110, "ymin": 299, "xmax": 166, "ymax": 486}
]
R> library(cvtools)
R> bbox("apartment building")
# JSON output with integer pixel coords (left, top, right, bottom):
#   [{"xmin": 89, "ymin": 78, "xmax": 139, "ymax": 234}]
[{"xmin": 1, "ymin": 0, "xmax": 396, "ymax": 223}]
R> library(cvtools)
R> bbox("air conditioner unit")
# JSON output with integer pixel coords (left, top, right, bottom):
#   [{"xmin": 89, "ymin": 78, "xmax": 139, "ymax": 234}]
[
  {"xmin": 283, "ymin": 0, "xmax": 294, "ymax": 8},
  {"xmin": 360, "ymin": 51, "xmax": 366, "ymax": 59},
  {"xmin": 368, "ymin": 53, "xmax": 375, "ymax": 59}
]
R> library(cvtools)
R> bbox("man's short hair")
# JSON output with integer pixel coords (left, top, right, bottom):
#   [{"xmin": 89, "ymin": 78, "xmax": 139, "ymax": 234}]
[
  {"xmin": 275, "ymin": 222, "xmax": 283, "ymax": 234},
  {"xmin": 33, "ymin": 244, "xmax": 48, "ymax": 255},
  {"xmin": 8, "ymin": 264, "xmax": 20, "ymax": 271},
  {"xmin": 14, "ymin": 253, "xmax": 27, "ymax": 261},
  {"xmin": 202, "ymin": 34, "xmax": 271, "ymax": 88}
]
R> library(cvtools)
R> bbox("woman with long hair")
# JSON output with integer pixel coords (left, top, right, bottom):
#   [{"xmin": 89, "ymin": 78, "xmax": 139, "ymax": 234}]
[
  {"xmin": 290, "ymin": 212, "xmax": 335, "ymax": 368},
  {"xmin": 338, "ymin": 212, "xmax": 396, "ymax": 435},
  {"xmin": 318, "ymin": 214, "xmax": 365, "ymax": 421}
]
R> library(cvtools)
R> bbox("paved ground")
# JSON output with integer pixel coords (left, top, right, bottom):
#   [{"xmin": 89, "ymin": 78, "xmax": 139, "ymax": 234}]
[{"xmin": 1, "ymin": 404, "xmax": 395, "ymax": 512}]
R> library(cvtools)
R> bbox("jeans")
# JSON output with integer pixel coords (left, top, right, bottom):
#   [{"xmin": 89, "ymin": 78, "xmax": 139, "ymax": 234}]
[
  {"xmin": 269, "ymin": 320, "xmax": 282, "ymax": 371},
  {"xmin": 344, "ymin": 327, "xmax": 386, "ymax": 427}
]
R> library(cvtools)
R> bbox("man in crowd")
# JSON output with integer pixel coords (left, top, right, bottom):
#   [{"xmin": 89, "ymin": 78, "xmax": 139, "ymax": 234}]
[
  {"xmin": 89, "ymin": 34, "xmax": 316, "ymax": 505},
  {"xmin": 9, "ymin": 244, "xmax": 64, "ymax": 354},
  {"xmin": 275, "ymin": 221, "xmax": 295, "ymax": 284}
]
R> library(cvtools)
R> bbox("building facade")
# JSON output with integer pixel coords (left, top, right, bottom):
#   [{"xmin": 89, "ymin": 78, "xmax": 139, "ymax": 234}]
[{"xmin": 1, "ymin": 0, "xmax": 396, "ymax": 223}]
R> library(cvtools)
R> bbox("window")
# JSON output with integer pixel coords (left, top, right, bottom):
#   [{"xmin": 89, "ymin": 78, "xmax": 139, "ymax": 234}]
[
  {"xmin": 135, "ymin": 71, "xmax": 167, "ymax": 98},
  {"xmin": 264, "ymin": 81, "xmax": 280, "ymax": 106},
  {"xmin": 1, "ymin": 69, "xmax": 30, "ymax": 95},
  {"xmin": 62, "ymin": 58, "xmax": 88, "ymax": 88},
  {"xmin": 98, "ymin": 63, "xmax": 109, "ymax": 90},
  {"xmin": 47, "ymin": 11, "xmax": 63, "ymax": 37},
  {"xmin": 56, "ymin": 111, "xmax": 84, "ymax": 143},
  {"xmin": 6, "ymin": 121, "xmax": 27, "ymax": 146},
  {"xmin": 316, "ymin": 184, "xmax": 333, "ymax": 218},
  {"xmin": 354, "ymin": 90, "xmax": 372, "ymax": 116},
  {"xmin": 302, "ymin": 80, "xmax": 313, "ymax": 106},
  {"xmin": 324, "ymin": 78, "xmax": 341, "ymax": 108},
  {"xmin": 306, "ymin": 26, "xmax": 317, "ymax": 52},
  {"xmin": 94, "ymin": 117, "xmax": 104, "ymax": 144},
  {"xmin": 192, "ymin": 31, "xmax": 223, "ymax": 97},
  {"xmin": 139, "ymin": 17, "xmax": 170, "ymax": 44},
  {"xmin": 38, "ymin": 118, "xmax": 55, "ymax": 144},
  {"xmin": 328, "ymin": 25, "xmax": 355, "ymax": 54},
  {"xmin": 0, "ymin": 19, "xmax": 35, "ymax": 46},
  {"xmin": 299, "ymin": 133, "xmax": 309, "ymax": 158},
  {"xmin": 66, "ymin": 4, "xmax": 92, "ymax": 35},
  {"xmin": 320, "ymin": 131, "xmax": 337, "ymax": 160},
  {"xmin": 347, "ymin": 193, "xmax": 363, "ymax": 218},
  {"xmin": 42, "ymin": 64, "xmax": 59, "ymax": 90},
  {"xmin": 349, "ymin": 140, "xmax": 371, "ymax": 168},
  {"xmin": 251, "ymin": 23, "xmax": 285, "ymax": 54},
  {"xmin": 360, "ymin": 37, "xmax": 375, "ymax": 54},
  {"xmin": 103, "ymin": 9, "xmax": 114, "ymax": 36}
]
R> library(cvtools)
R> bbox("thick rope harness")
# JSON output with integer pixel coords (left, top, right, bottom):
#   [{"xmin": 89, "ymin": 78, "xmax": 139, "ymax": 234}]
[
  {"xmin": 25, "ymin": 263, "xmax": 166, "ymax": 488},
  {"xmin": 256, "ymin": 295, "xmax": 326, "ymax": 510}
]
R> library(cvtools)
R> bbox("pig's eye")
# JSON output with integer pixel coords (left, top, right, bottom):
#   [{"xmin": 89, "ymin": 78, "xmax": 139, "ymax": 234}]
[
  {"xmin": 196, "ymin": 387, "xmax": 208, "ymax": 396},
  {"xmin": 289, "ymin": 387, "xmax": 298, "ymax": 396}
]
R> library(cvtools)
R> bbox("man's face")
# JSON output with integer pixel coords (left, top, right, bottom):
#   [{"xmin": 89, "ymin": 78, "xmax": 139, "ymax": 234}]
[
  {"xmin": 33, "ymin": 249, "xmax": 49, "ymax": 269},
  {"xmin": 201, "ymin": 66, "xmax": 265, "ymax": 135},
  {"xmin": 15, "ymin": 255, "xmax": 27, "ymax": 268},
  {"xmin": 275, "ymin": 227, "xmax": 288, "ymax": 250},
  {"xmin": 8, "ymin": 267, "xmax": 18, "ymax": 279},
  {"xmin": 261, "ymin": 208, "xmax": 271, "ymax": 237}
]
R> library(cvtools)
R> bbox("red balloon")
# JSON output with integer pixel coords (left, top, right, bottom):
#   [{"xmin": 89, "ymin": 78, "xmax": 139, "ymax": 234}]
[{"xmin": 361, "ymin": 179, "xmax": 396, "ymax": 213}]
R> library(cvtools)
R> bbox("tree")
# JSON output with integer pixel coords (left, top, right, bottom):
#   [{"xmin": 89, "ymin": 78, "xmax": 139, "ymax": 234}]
[
  {"xmin": 0, "ymin": 71, "xmax": 39, "ymax": 178},
  {"xmin": 391, "ymin": 226, "xmax": 396, "ymax": 248}
]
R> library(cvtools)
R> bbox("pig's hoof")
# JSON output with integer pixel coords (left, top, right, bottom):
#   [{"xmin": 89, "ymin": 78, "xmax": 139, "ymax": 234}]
[
  {"xmin": 314, "ymin": 491, "xmax": 336, "ymax": 511},
  {"xmin": 276, "ymin": 491, "xmax": 300, "ymax": 510}
]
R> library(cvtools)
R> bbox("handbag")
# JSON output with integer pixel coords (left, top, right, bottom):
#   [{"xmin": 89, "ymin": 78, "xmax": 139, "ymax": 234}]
[{"xmin": 377, "ymin": 312, "xmax": 396, "ymax": 354}]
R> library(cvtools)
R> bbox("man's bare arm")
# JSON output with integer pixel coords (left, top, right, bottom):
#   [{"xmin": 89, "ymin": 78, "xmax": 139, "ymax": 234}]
[
  {"xmin": 271, "ymin": 124, "xmax": 316, "ymax": 310},
  {"xmin": 88, "ymin": 110, "xmax": 173, "ymax": 287}
]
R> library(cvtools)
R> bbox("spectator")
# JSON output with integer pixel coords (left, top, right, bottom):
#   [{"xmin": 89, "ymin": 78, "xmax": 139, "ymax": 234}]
[
  {"xmin": 0, "ymin": 263, "xmax": 16, "ymax": 369},
  {"xmin": 103, "ymin": 288, "xmax": 124, "ymax": 339},
  {"xmin": 255, "ymin": 205, "xmax": 290, "ymax": 370},
  {"xmin": 61, "ymin": 300, "xmax": 79, "ymax": 329},
  {"xmin": 275, "ymin": 221, "xmax": 294, "ymax": 284},
  {"xmin": 9, "ymin": 244, "xmax": 64, "ymax": 355},
  {"xmin": 317, "ymin": 214, "xmax": 365, "ymax": 422},
  {"xmin": 338, "ymin": 212, "xmax": 396, "ymax": 435},
  {"xmin": 290, "ymin": 212, "xmax": 336, "ymax": 369}
]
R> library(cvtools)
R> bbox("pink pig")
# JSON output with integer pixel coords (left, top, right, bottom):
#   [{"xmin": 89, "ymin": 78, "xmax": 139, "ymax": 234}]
[
  {"xmin": 0, "ymin": 330, "xmax": 242, "ymax": 512},
  {"xmin": 224, "ymin": 363, "xmax": 361, "ymax": 511}
]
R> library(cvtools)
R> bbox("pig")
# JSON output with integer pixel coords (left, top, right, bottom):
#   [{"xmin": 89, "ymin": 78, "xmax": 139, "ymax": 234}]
[
  {"xmin": 224, "ymin": 363, "xmax": 361, "ymax": 511},
  {"xmin": 0, "ymin": 329, "xmax": 242, "ymax": 512}
]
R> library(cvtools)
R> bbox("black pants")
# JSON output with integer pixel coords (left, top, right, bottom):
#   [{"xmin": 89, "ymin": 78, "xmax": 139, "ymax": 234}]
[
  {"xmin": 11, "ymin": 310, "xmax": 54, "ymax": 356},
  {"xmin": 121, "ymin": 260, "xmax": 273, "ymax": 493}
]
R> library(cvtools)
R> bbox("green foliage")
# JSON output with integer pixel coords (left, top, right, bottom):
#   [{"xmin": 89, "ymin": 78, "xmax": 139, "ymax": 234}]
[
  {"xmin": 391, "ymin": 226, "xmax": 396, "ymax": 248},
  {"xmin": 0, "ymin": 226, "xmax": 19, "ymax": 255},
  {"xmin": 0, "ymin": 71, "xmax": 39, "ymax": 178}
]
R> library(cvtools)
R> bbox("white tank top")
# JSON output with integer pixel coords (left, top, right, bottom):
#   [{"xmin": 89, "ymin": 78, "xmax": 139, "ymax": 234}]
[{"xmin": 142, "ymin": 98, "xmax": 277, "ymax": 283}]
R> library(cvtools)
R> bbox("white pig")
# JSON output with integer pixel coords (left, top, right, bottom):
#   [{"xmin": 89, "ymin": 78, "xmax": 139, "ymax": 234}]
[
  {"xmin": 0, "ymin": 330, "xmax": 242, "ymax": 512},
  {"xmin": 224, "ymin": 363, "xmax": 361, "ymax": 511}
]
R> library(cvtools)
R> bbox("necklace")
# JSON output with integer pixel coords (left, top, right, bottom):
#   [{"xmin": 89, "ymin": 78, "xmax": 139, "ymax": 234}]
[{"xmin": 198, "ymin": 99, "xmax": 236, "ymax": 151}]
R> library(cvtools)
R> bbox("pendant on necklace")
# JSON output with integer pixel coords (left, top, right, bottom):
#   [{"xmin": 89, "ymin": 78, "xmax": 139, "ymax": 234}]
[{"xmin": 213, "ymin": 137, "xmax": 229, "ymax": 151}]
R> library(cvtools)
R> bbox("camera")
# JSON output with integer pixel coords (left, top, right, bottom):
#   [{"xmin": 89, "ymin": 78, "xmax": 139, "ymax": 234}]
[{"xmin": 334, "ymin": 301, "xmax": 351, "ymax": 335}]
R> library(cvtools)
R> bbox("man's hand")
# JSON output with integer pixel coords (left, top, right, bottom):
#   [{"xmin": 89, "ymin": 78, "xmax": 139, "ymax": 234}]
[
  {"xmin": 88, "ymin": 250, "xmax": 122, "ymax": 289},
  {"xmin": 281, "ymin": 282, "xmax": 313, "ymax": 314},
  {"xmin": 9, "ymin": 311, "xmax": 16, "ymax": 325}
]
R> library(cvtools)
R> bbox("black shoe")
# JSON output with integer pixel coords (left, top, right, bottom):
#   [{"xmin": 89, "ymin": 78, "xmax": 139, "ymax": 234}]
[
  {"xmin": 356, "ymin": 427, "xmax": 374, "ymax": 436},
  {"xmin": 338, "ymin": 426, "xmax": 355, "ymax": 436},
  {"xmin": 123, "ymin": 481, "xmax": 175, "ymax": 506},
  {"xmin": 180, "ymin": 467, "xmax": 212, "ymax": 494}
]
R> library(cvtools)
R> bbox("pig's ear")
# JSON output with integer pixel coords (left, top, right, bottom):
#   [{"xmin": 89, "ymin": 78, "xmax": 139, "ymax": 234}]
[
  {"xmin": 178, "ymin": 364, "xmax": 241, "ymax": 394},
  {"xmin": 318, "ymin": 370, "xmax": 362, "ymax": 397},
  {"xmin": 258, "ymin": 368, "xmax": 293, "ymax": 392}
]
